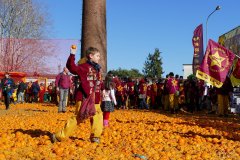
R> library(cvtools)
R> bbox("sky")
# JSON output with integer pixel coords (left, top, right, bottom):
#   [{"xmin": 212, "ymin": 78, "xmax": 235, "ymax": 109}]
[{"xmin": 42, "ymin": 0, "xmax": 240, "ymax": 76}]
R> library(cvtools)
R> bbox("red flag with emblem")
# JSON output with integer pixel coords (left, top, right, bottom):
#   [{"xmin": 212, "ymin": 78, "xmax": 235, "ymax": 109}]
[
  {"xmin": 192, "ymin": 24, "xmax": 204, "ymax": 75},
  {"xmin": 196, "ymin": 39, "xmax": 235, "ymax": 88}
]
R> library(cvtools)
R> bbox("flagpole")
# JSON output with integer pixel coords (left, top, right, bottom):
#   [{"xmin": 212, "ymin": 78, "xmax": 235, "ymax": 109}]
[{"xmin": 234, "ymin": 53, "xmax": 240, "ymax": 59}]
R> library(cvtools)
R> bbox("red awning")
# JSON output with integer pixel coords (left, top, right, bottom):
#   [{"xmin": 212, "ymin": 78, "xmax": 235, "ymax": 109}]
[{"xmin": 0, "ymin": 72, "xmax": 26, "ymax": 77}]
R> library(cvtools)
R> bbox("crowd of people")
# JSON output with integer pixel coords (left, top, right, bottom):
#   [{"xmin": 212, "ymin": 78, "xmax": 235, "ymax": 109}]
[
  {"xmin": 0, "ymin": 73, "xmax": 76, "ymax": 110},
  {"xmin": 107, "ymin": 71, "xmax": 233, "ymax": 118},
  {"xmin": 0, "ymin": 45, "xmax": 234, "ymax": 144},
  {"xmin": 0, "ymin": 67, "xmax": 234, "ymax": 118}
]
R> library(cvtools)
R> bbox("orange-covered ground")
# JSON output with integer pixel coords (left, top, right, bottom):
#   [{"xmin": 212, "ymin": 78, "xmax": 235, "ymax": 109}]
[{"xmin": 0, "ymin": 103, "xmax": 240, "ymax": 160}]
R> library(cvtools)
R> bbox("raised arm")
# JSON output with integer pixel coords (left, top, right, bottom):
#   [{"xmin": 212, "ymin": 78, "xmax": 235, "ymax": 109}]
[{"xmin": 66, "ymin": 47, "xmax": 79, "ymax": 75}]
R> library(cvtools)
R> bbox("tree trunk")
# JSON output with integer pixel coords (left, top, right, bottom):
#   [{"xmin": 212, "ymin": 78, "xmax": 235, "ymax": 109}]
[{"xmin": 81, "ymin": 0, "xmax": 107, "ymax": 76}]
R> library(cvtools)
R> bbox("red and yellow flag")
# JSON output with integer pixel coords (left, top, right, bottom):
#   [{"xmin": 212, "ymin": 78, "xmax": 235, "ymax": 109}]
[
  {"xmin": 196, "ymin": 39, "xmax": 235, "ymax": 88},
  {"xmin": 218, "ymin": 26, "xmax": 240, "ymax": 86}
]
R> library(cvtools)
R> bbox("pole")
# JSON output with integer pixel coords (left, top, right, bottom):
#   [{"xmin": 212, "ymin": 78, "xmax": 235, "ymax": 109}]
[
  {"xmin": 205, "ymin": 6, "xmax": 221, "ymax": 48},
  {"xmin": 234, "ymin": 53, "xmax": 240, "ymax": 59}
]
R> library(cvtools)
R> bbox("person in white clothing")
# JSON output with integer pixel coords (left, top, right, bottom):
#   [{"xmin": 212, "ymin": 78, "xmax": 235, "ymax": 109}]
[{"xmin": 101, "ymin": 73, "xmax": 117, "ymax": 127}]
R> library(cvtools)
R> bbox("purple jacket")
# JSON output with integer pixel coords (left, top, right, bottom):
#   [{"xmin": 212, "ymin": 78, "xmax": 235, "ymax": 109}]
[{"xmin": 55, "ymin": 73, "xmax": 71, "ymax": 89}]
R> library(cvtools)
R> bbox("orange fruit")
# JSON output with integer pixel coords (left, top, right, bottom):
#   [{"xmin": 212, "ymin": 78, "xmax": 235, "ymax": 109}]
[
  {"xmin": 178, "ymin": 138, "xmax": 185, "ymax": 145},
  {"xmin": 71, "ymin": 45, "xmax": 77, "ymax": 49}
]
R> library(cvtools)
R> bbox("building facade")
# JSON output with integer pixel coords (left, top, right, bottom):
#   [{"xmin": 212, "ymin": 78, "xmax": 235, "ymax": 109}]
[{"xmin": 182, "ymin": 64, "xmax": 193, "ymax": 79}]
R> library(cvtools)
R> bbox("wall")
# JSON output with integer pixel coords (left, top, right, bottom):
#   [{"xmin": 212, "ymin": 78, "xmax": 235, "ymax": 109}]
[{"xmin": 182, "ymin": 64, "xmax": 193, "ymax": 79}]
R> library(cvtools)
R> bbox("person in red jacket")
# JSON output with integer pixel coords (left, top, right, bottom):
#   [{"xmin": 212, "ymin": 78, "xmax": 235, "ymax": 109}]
[
  {"xmin": 146, "ymin": 80, "xmax": 152, "ymax": 107},
  {"xmin": 39, "ymin": 83, "xmax": 45, "ymax": 103},
  {"xmin": 151, "ymin": 79, "xmax": 158, "ymax": 109},
  {"xmin": 115, "ymin": 78, "xmax": 126, "ymax": 109},
  {"xmin": 138, "ymin": 78, "xmax": 149, "ymax": 109},
  {"xmin": 156, "ymin": 79, "xmax": 164, "ymax": 110},
  {"xmin": 166, "ymin": 72, "xmax": 179, "ymax": 114},
  {"xmin": 163, "ymin": 75, "xmax": 170, "ymax": 111},
  {"xmin": 55, "ymin": 67, "xmax": 71, "ymax": 113},
  {"xmin": 127, "ymin": 78, "xmax": 135, "ymax": 109},
  {"xmin": 47, "ymin": 83, "xmax": 53, "ymax": 102},
  {"xmin": 51, "ymin": 46, "xmax": 103, "ymax": 144}
]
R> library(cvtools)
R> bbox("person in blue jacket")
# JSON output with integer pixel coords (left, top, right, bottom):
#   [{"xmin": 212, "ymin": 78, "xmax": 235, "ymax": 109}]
[{"xmin": 1, "ymin": 72, "xmax": 15, "ymax": 110}]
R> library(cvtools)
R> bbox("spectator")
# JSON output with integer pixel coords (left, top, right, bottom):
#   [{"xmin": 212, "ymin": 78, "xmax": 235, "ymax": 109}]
[
  {"xmin": 25, "ymin": 82, "xmax": 33, "ymax": 103},
  {"xmin": 31, "ymin": 81, "xmax": 40, "ymax": 102},
  {"xmin": 1, "ymin": 72, "xmax": 15, "ymax": 110},
  {"xmin": 17, "ymin": 81, "xmax": 26, "ymax": 103},
  {"xmin": 39, "ymin": 83, "xmax": 46, "ymax": 103},
  {"xmin": 55, "ymin": 67, "xmax": 71, "ymax": 113},
  {"xmin": 216, "ymin": 76, "xmax": 233, "ymax": 117},
  {"xmin": 101, "ymin": 73, "xmax": 117, "ymax": 127}
]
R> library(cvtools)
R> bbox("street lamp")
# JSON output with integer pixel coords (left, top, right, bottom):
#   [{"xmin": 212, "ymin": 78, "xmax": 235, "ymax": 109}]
[{"xmin": 206, "ymin": 5, "xmax": 221, "ymax": 47}]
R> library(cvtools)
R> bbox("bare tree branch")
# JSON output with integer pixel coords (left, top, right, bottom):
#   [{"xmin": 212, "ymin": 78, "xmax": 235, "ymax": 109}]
[{"xmin": 0, "ymin": 0, "xmax": 54, "ymax": 73}]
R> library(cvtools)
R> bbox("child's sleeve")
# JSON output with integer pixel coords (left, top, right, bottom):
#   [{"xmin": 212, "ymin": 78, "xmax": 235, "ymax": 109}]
[
  {"xmin": 66, "ymin": 54, "xmax": 79, "ymax": 75},
  {"xmin": 110, "ymin": 89, "xmax": 117, "ymax": 105}
]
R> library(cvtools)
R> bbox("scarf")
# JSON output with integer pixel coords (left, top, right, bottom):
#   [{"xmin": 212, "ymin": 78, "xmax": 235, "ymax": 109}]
[{"xmin": 87, "ymin": 60, "xmax": 101, "ymax": 72}]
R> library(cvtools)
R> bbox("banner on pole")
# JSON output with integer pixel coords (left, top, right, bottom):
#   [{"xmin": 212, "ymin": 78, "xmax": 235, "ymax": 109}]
[{"xmin": 192, "ymin": 24, "xmax": 204, "ymax": 75}]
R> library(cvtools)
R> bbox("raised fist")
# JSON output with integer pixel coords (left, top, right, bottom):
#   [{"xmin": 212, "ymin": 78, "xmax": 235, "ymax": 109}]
[{"xmin": 70, "ymin": 45, "xmax": 77, "ymax": 55}]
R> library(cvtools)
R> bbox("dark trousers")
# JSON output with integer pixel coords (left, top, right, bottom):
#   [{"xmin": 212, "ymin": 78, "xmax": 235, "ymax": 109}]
[
  {"xmin": 138, "ymin": 98, "xmax": 149, "ymax": 109},
  {"xmin": 3, "ymin": 93, "xmax": 10, "ymax": 109},
  {"xmin": 33, "ymin": 92, "xmax": 38, "ymax": 102},
  {"xmin": 129, "ymin": 94, "xmax": 135, "ymax": 108}
]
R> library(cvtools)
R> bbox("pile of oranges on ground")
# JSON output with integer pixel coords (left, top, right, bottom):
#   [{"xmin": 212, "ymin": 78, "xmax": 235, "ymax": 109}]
[{"xmin": 0, "ymin": 103, "xmax": 240, "ymax": 159}]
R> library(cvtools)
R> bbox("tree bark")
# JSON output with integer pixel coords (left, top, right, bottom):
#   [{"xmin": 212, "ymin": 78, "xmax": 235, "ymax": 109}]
[{"xmin": 81, "ymin": 0, "xmax": 107, "ymax": 75}]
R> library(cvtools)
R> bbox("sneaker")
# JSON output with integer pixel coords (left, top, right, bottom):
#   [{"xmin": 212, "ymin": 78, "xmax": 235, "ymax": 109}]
[
  {"xmin": 50, "ymin": 134, "xmax": 60, "ymax": 143},
  {"xmin": 91, "ymin": 137, "xmax": 100, "ymax": 144},
  {"xmin": 103, "ymin": 120, "xmax": 109, "ymax": 127}
]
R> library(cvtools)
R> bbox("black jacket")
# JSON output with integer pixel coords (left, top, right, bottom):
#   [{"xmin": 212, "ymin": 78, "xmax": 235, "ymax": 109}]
[{"xmin": 17, "ymin": 82, "xmax": 27, "ymax": 93}]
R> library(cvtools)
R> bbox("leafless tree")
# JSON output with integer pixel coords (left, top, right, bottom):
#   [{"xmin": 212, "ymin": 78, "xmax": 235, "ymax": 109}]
[{"xmin": 0, "ymin": 0, "xmax": 55, "ymax": 73}]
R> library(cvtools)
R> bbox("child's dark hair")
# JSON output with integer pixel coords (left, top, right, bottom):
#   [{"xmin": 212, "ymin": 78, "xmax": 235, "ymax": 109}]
[
  {"xmin": 104, "ymin": 74, "xmax": 115, "ymax": 90},
  {"xmin": 86, "ymin": 47, "xmax": 100, "ymax": 58}
]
